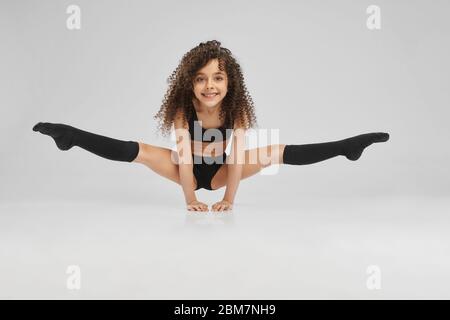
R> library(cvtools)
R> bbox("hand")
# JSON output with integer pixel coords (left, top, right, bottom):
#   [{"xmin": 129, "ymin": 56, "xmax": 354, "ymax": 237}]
[
  {"xmin": 211, "ymin": 199, "xmax": 233, "ymax": 212},
  {"xmin": 187, "ymin": 200, "xmax": 209, "ymax": 212}
]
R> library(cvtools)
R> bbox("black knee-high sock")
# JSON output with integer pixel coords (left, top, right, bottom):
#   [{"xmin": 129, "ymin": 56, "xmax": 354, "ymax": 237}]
[
  {"xmin": 32, "ymin": 122, "xmax": 140, "ymax": 162},
  {"xmin": 282, "ymin": 132, "xmax": 389, "ymax": 165}
]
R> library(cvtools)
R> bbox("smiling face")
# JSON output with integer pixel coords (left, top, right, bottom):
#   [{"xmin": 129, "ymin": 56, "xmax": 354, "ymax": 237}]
[{"xmin": 192, "ymin": 58, "xmax": 228, "ymax": 110}]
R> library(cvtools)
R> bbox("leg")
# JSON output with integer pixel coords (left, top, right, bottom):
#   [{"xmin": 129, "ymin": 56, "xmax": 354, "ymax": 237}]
[
  {"xmin": 210, "ymin": 144, "xmax": 286, "ymax": 190},
  {"xmin": 32, "ymin": 122, "xmax": 139, "ymax": 162},
  {"xmin": 32, "ymin": 122, "xmax": 197, "ymax": 189},
  {"xmin": 282, "ymin": 132, "xmax": 390, "ymax": 164},
  {"xmin": 210, "ymin": 131, "xmax": 390, "ymax": 189},
  {"xmin": 133, "ymin": 142, "xmax": 197, "ymax": 190}
]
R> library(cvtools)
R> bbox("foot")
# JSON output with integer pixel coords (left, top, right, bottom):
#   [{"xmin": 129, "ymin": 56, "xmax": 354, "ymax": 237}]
[
  {"xmin": 341, "ymin": 132, "xmax": 389, "ymax": 161},
  {"xmin": 32, "ymin": 122, "xmax": 75, "ymax": 151}
]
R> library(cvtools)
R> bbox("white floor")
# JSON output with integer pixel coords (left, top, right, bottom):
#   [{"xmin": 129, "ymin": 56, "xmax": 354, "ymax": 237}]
[{"xmin": 1, "ymin": 194, "xmax": 449, "ymax": 299}]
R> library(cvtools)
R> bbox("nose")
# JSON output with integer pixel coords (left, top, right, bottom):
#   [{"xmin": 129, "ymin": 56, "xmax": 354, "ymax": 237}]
[{"xmin": 206, "ymin": 78, "xmax": 214, "ymax": 89}]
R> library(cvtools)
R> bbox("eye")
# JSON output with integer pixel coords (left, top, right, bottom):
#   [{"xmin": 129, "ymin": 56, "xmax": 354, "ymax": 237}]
[{"xmin": 195, "ymin": 76, "xmax": 224, "ymax": 83}]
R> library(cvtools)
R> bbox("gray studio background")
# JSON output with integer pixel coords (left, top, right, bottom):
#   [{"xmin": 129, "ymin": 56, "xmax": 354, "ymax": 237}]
[{"xmin": 1, "ymin": 0, "xmax": 449, "ymax": 299}]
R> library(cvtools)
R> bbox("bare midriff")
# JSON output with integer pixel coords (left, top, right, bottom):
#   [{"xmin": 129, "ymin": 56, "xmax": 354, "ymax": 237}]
[
  {"xmin": 191, "ymin": 139, "xmax": 229, "ymax": 158},
  {"xmin": 190, "ymin": 102, "xmax": 231, "ymax": 158}
]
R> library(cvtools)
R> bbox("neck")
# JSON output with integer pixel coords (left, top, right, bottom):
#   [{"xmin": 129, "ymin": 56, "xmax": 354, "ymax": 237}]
[{"xmin": 192, "ymin": 98, "xmax": 221, "ymax": 115}]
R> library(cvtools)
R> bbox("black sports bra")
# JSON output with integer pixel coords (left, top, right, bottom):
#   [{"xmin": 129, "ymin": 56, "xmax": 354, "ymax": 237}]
[{"xmin": 188, "ymin": 110, "xmax": 232, "ymax": 142}]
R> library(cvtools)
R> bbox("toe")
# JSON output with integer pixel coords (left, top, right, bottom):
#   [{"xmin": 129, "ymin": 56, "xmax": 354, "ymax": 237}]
[
  {"xmin": 377, "ymin": 132, "xmax": 390, "ymax": 142},
  {"xmin": 371, "ymin": 132, "xmax": 389, "ymax": 142},
  {"xmin": 32, "ymin": 123, "xmax": 42, "ymax": 132}
]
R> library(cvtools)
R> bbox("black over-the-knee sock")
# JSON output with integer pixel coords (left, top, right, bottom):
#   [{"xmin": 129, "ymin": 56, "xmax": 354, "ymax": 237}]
[
  {"xmin": 282, "ymin": 132, "xmax": 389, "ymax": 165},
  {"xmin": 32, "ymin": 122, "xmax": 140, "ymax": 162}
]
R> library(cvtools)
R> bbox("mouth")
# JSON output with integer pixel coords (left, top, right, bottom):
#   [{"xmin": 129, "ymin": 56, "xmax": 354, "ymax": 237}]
[{"xmin": 202, "ymin": 93, "xmax": 219, "ymax": 99}]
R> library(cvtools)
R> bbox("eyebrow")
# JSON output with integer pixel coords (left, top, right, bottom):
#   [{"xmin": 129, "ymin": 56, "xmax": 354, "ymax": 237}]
[{"xmin": 195, "ymin": 72, "xmax": 226, "ymax": 76}]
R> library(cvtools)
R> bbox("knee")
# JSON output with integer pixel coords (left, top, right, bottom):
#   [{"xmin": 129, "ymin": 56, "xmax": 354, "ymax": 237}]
[
  {"xmin": 268, "ymin": 144, "xmax": 286, "ymax": 166},
  {"xmin": 133, "ymin": 142, "xmax": 150, "ymax": 164}
]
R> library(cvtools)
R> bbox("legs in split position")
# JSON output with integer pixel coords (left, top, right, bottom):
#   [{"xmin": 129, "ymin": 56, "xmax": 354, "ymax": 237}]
[{"xmin": 33, "ymin": 123, "xmax": 389, "ymax": 191}]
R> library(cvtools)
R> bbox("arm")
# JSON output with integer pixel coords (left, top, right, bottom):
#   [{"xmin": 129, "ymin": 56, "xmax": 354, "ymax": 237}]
[
  {"xmin": 222, "ymin": 124, "xmax": 247, "ymax": 204},
  {"xmin": 173, "ymin": 111, "xmax": 197, "ymax": 205}
]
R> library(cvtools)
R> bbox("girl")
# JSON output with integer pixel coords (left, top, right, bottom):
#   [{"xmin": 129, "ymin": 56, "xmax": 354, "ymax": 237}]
[{"xmin": 32, "ymin": 40, "xmax": 389, "ymax": 212}]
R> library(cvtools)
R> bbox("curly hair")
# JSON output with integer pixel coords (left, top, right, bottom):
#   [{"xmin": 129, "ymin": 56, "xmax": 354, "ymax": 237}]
[{"xmin": 153, "ymin": 40, "xmax": 258, "ymax": 138}]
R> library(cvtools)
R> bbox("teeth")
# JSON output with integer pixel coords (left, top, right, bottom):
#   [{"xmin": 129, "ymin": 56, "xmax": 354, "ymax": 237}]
[{"xmin": 203, "ymin": 93, "xmax": 217, "ymax": 97}]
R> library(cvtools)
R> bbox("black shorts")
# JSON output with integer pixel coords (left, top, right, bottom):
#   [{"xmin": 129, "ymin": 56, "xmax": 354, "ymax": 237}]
[{"xmin": 192, "ymin": 153, "xmax": 227, "ymax": 191}]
